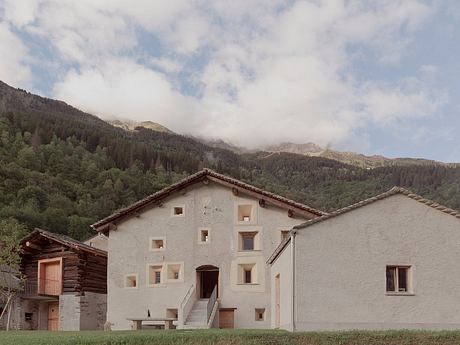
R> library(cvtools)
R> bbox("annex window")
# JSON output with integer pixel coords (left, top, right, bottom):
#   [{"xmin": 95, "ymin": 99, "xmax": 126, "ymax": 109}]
[
  {"xmin": 148, "ymin": 265, "xmax": 163, "ymax": 286},
  {"xmin": 238, "ymin": 205, "xmax": 253, "ymax": 222},
  {"xmin": 125, "ymin": 274, "xmax": 138, "ymax": 288},
  {"xmin": 199, "ymin": 229, "xmax": 210, "ymax": 243},
  {"xmin": 172, "ymin": 206, "xmax": 184, "ymax": 216},
  {"xmin": 255, "ymin": 308, "xmax": 265, "ymax": 321},
  {"xmin": 167, "ymin": 263, "xmax": 183, "ymax": 282},
  {"xmin": 238, "ymin": 232, "xmax": 258, "ymax": 251},
  {"xmin": 386, "ymin": 266, "xmax": 412, "ymax": 293},
  {"xmin": 150, "ymin": 237, "xmax": 165, "ymax": 251},
  {"xmin": 238, "ymin": 263, "xmax": 256, "ymax": 284}
]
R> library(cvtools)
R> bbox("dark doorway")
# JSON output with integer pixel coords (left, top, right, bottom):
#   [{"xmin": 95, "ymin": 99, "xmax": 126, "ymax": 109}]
[{"xmin": 196, "ymin": 265, "xmax": 219, "ymax": 299}]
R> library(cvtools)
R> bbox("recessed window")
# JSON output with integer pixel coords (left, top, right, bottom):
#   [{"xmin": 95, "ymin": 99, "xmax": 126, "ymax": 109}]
[
  {"xmin": 167, "ymin": 263, "xmax": 183, "ymax": 281},
  {"xmin": 150, "ymin": 238, "xmax": 165, "ymax": 251},
  {"xmin": 25, "ymin": 312, "xmax": 33, "ymax": 321},
  {"xmin": 148, "ymin": 265, "xmax": 163, "ymax": 285},
  {"xmin": 244, "ymin": 268, "xmax": 252, "ymax": 283},
  {"xmin": 238, "ymin": 205, "xmax": 252, "ymax": 222},
  {"xmin": 255, "ymin": 308, "xmax": 265, "ymax": 321},
  {"xmin": 239, "ymin": 232, "xmax": 258, "ymax": 251},
  {"xmin": 125, "ymin": 274, "xmax": 138, "ymax": 288},
  {"xmin": 386, "ymin": 266, "xmax": 412, "ymax": 293},
  {"xmin": 199, "ymin": 229, "xmax": 210, "ymax": 243},
  {"xmin": 238, "ymin": 263, "xmax": 256, "ymax": 284},
  {"xmin": 173, "ymin": 206, "xmax": 184, "ymax": 216}
]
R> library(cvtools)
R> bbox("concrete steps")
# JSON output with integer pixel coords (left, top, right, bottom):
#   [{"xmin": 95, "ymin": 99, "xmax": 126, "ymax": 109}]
[{"xmin": 184, "ymin": 299, "xmax": 209, "ymax": 328}]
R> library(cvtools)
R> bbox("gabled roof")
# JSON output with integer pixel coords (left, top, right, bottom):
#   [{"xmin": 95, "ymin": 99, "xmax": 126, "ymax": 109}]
[
  {"xmin": 91, "ymin": 168, "xmax": 326, "ymax": 232},
  {"xmin": 21, "ymin": 228, "xmax": 107, "ymax": 257},
  {"xmin": 267, "ymin": 187, "xmax": 460, "ymax": 264}
]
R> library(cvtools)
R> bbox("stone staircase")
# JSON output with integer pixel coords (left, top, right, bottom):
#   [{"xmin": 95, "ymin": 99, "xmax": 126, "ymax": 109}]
[{"xmin": 183, "ymin": 299, "xmax": 209, "ymax": 329}]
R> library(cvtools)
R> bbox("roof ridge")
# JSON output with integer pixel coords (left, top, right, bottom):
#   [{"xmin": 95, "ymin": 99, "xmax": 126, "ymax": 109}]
[
  {"xmin": 21, "ymin": 228, "xmax": 107, "ymax": 256},
  {"xmin": 293, "ymin": 187, "xmax": 460, "ymax": 231},
  {"xmin": 91, "ymin": 169, "xmax": 326, "ymax": 231}
]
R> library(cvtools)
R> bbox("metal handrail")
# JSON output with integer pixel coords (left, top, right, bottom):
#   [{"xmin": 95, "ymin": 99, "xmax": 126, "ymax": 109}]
[{"xmin": 206, "ymin": 285, "xmax": 217, "ymax": 323}]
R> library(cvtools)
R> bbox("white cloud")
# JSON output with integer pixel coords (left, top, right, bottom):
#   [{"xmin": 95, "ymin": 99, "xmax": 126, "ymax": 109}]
[
  {"xmin": 0, "ymin": 22, "xmax": 32, "ymax": 87},
  {"xmin": 53, "ymin": 59, "xmax": 202, "ymax": 131},
  {"xmin": 0, "ymin": 0, "xmax": 446, "ymax": 151}
]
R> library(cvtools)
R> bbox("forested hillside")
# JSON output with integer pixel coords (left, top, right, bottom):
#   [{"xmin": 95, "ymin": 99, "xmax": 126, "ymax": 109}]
[{"xmin": 1, "ymin": 81, "xmax": 460, "ymax": 240}]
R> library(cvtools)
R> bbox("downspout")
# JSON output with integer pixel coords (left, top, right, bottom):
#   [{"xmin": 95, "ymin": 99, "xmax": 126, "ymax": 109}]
[{"xmin": 290, "ymin": 230, "xmax": 296, "ymax": 332}]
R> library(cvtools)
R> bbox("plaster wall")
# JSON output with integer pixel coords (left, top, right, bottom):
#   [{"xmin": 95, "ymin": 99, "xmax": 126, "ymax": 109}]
[
  {"xmin": 270, "ymin": 243, "xmax": 292, "ymax": 330},
  {"xmin": 292, "ymin": 194, "xmax": 460, "ymax": 330},
  {"xmin": 107, "ymin": 182, "xmax": 304, "ymax": 330}
]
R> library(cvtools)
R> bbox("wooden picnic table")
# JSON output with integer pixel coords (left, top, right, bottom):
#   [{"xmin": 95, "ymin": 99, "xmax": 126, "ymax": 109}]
[{"xmin": 127, "ymin": 317, "xmax": 177, "ymax": 330}]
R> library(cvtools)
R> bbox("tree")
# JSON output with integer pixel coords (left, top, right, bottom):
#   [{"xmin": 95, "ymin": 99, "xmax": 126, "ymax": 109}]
[{"xmin": 0, "ymin": 218, "xmax": 27, "ymax": 330}]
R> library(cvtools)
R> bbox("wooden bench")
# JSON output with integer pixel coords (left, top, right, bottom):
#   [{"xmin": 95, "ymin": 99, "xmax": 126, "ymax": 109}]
[{"xmin": 127, "ymin": 317, "xmax": 177, "ymax": 330}]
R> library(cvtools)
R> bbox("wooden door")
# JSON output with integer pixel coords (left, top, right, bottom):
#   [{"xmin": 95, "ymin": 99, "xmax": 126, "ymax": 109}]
[
  {"xmin": 38, "ymin": 258, "xmax": 62, "ymax": 295},
  {"xmin": 44, "ymin": 261, "xmax": 60, "ymax": 295},
  {"xmin": 48, "ymin": 302, "xmax": 59, "ymax": 331},
  {"xmin": 275, "ymin": 274, "xmax": 280, "ymax": 328},
  {"xmin": 219, "ymin": 309, "xmax": 234, "ymax": 329}
]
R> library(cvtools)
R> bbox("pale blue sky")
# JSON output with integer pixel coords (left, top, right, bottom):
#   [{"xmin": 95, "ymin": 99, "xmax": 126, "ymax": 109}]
[{"xmin": 0, "ymin": 1, "xmax": 459, "ymax": 161}]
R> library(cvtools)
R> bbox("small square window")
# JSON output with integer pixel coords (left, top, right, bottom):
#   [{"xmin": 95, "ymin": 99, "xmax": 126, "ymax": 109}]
[
  {"xmin": 167, "ymin": 264, "xmax": 182, "ymax": 281},
  {"xmin": 148, "ymin": 265, "xmax": 163, "ymax": 285},
  {"xmin": 238, "ymin": 263, "xmax": 256, "ymax": 284},
  {"xmin": 125, "ymin": 274, "xmax": 138, "ymax": 288},
  {"xmin": 173, "ymin": 207, "xmax": 184, "ymax": 216},
  {"xmin": 239, "ymin": 232, "xmax": 257, "ymax": 251},
  {"xmin": 238, "ymin": 205, "xmax": 252, "ymax": 222},
  {"xmin": 200, "ymin": 229, "xmax": 210, "ymax": 243},
  {"xmin": 150, "ymin": 238, "xmax": 165, "ymax": 251},
  {"xmin": 255, "ymin": 308, "xmax": 265, "ymax": 321},
  {"xmin": 386, "ymin": 266, "xmax": 411, "ymax": 293}
]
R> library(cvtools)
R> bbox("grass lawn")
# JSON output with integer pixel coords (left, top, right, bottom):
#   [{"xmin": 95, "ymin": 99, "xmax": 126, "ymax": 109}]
[{"xmin": 2, "ymin": 329, "xmax": 460, "ymax": 345}]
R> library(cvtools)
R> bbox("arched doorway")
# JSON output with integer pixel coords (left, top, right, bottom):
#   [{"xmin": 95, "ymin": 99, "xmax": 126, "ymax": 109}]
[{"xmin": 196, "ymin": 265, "xmax": 219, "ymax": 299}]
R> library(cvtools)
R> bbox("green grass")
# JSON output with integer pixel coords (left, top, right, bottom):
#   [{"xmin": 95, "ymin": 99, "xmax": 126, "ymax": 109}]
[{"xmin": 2, "ymin": 329, "xmax": 460, "ymax": 345}]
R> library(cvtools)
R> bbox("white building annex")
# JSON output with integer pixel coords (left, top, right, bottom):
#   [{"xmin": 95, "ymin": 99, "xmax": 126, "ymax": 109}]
[{"xmin": 268, "ymin": 187, "xmax": 460, "ymax": 331}]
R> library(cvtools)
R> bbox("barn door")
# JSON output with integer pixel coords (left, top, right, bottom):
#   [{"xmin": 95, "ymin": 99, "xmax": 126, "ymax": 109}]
[{"xmin": 48, "ymin": 302, "xmax": 59, "ymax": 331}]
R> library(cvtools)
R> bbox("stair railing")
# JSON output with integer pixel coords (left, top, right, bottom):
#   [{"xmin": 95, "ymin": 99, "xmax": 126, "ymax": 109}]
[
  {"xmin": 178, "ymin": 284, "xmax": 196, "ymax": 328},
  {"xmin": 206, "ymin": 285, "xmax": 218, "ymax": 323}
]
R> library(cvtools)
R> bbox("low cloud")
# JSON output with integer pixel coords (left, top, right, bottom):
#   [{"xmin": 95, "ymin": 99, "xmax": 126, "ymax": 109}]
[{"xmin": 0, "ymin": 0, "xmax": 449, "ymax": 150}]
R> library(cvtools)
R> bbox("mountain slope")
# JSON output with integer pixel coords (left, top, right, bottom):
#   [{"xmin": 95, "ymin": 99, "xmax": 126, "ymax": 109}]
[
  {"xmin": 1, "ymin": 80, "xmax": 460, "ymax": 240},
  {"xmin": 265, "ymin": 142, "xmax": 444, "ymax": 168}
]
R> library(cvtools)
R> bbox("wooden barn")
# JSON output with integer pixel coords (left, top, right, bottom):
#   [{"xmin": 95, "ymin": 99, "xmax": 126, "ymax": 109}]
[{"xmin": 17, "ymin": 229, "xmax": 107, "ymax": 331}]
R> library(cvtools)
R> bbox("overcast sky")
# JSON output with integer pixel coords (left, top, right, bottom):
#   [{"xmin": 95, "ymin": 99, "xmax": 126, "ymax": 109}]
[{"xmin": 0, "ymin": 0, "xmax": 459, "ymax": 161}]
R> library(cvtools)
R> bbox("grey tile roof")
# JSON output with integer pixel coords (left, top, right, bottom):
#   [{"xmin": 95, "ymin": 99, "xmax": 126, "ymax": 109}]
[{"xmin": 267, "ymin": 187, "xmax": 460, "ymax": 265}]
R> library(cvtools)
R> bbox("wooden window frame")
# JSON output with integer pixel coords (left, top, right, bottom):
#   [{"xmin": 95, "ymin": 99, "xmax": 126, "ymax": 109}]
[
  {"xmin": 37, "ymin": 257, "xmax": 63, "ymax": 295},
  {"xmin": 147, "ymin": 264, "xmax": 163, "ymax": 287},
  {"xmin": 238, "ymin": 231, "xmax": 258, "ymax": 251},
  {"xmin": 386, "ymin": 265, "xmax": 414, "ymax": 295}
]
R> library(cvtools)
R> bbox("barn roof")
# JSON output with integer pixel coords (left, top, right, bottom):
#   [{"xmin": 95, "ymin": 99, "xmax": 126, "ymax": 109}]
[{"xmin": 21, "ymin": 228, "xmax": 107, "ymax": 257}]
